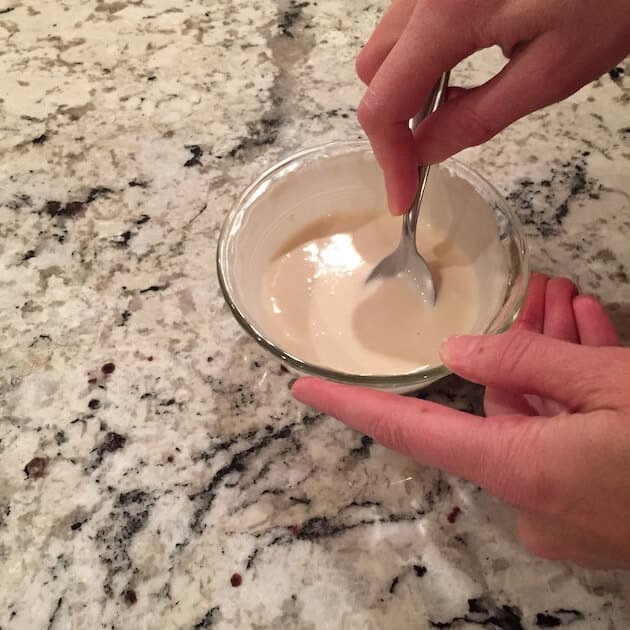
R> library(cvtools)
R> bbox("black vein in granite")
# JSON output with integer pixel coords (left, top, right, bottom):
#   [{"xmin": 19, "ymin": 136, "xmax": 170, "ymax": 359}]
[
  {"xmin": 128, "ymin": 179, "xmax": 148, "ymax": 188},
  {"xmin": 413, "ymin": 564, "xmax": 428, "ymax": 577},
  {"xmin": 87, "ymin": 431, "xmax": 126, "ymax": 471},
  {"xmin": 43, "ymin": 186, "xmax": 113, "ymax": 219},
  {"xmin": 288, "ymin": 495, "xmax": 311, "ymax": 505},
  {"xmin": 298, "ymin": 510, "xmax": 425, "ymax": 541},
  {"xmin": 279, "ymin": 0, "xmax": 310, "ymax": 38},
  {"xmin": 193, "ymin": 606, "xmax": 220, "ymax": 628},
  {"xmin": 118, "ymin": 309, "xmax": 131, "ymax": 326},
  {"xmin": 47, "ymin": 597, "xmax": 63, "ymax": 630},
  {"xmin": 139, "ymin": 283, "xmax": 169, "ymax": 293},
  {"xmin": 535, "ymin": 609, "xmax": 584, "ymax": 627},
  {"xmin": 609, "ymin": 66, "xmax": 625, "ymax": 82},
  {"xmin": 111, "ymin": 229, "xmax": 133, "ymax": 247},
  {"xmin": 222, "ymin": 116, "xmax": 283, "ymax": 160},
  {"xmin": 189, "ymin": 424, "xmax": 297, "ymax": 533},
  {"xmin": 96, "ymin": 489, "xmax": 154, "ymax": 598},
  {"xmin": 259, "ymin": 501, "xmax": 426, "ymax": 549},
  {"xmin": 245, "ymin": 548, "xmax": 259, "ymax": 569},
  {"xmin": 184, "ymin": 144, "xmax": 203, "ymax": 167},
  {"xmin": 430, "ymin": 596, "xmax": 524, "ymax": 629},
  {"xmin": 349, "ymin": 434, "xmax": 373, "ymax": 458},
  {"xmin": 507, "ymin": 154, "xmax": 599, "ymax": 238}
]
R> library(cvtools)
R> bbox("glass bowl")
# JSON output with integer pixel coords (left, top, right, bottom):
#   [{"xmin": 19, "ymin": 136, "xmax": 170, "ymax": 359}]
[{"xmin": 217, "ymin": 141, "xmax": 529, "ymax": 393}]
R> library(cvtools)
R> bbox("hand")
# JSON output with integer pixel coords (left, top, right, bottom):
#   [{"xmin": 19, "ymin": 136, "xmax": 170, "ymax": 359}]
[
  {"xmin": 356, "ymin": 0, "xmax": 630, "ymax": 214},
  {"xmin": 292, "ymin": 274, "xmax": 630, "ymax": 569}
]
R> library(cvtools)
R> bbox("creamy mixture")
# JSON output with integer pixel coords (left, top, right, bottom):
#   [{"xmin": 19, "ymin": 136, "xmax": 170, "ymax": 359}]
[{"xmin": 261, "ymin": 211, "xmax": 482, "ymax": 374}]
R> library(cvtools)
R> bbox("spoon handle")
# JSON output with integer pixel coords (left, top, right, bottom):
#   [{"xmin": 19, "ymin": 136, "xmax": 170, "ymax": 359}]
[{"xmin": 403, "ymin": 72, "xmax": 450, "ymax": 239}]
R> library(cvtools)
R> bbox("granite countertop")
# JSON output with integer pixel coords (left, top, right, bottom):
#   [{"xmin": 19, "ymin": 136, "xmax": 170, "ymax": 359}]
[{"xmin": 1, "ymin": 1, "xmax": 630, "ymax": 628}]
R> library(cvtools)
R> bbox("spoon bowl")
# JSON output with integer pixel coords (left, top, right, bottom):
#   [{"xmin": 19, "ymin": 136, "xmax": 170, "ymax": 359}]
[{"xmin": 365, "ymin": 164, "xmax": 436, "ymax": 302}]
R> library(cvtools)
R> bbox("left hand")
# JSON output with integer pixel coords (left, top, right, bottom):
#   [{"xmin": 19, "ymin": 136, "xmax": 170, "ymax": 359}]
[{"xmin": 292, "ymin": 274, "xmax": 630, "ymax": 569}]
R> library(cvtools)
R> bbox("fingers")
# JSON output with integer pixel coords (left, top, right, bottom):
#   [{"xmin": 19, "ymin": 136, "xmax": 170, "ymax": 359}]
[
  {"xmin": 292, "ymin": 376, "xmax": 550, "ymax": 507},
  {"xmin": 513, "ymin": 273, "xmax": 548, "ymax": 333},
  {"xmin": 356, "ymin": 0, "xmax": 417, "ymax": 85},
  {"xmin": 484, "ymin": 273, "xmax": 548, "ymax": 416},
  {"xmin": 573, "ymin": 295, "xmax": 620, "ymax": 347},
  {"xmin": 357, "ymin": 2, "xmax": 478, "ymax": 214},
  {"xmin": 543, "ymin": 277, "xmax": 579, "ymax": 343},
  {"xmin": 411, "ymin": 34, "xmax": 579, "ymax": 165},
  {"xmin": 441, "ymin": 329, "xmax": 621, "ymax": 411}
]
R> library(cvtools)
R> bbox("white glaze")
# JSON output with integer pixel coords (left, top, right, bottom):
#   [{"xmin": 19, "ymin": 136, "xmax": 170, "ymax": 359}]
[
  {"xmin": 231, "ymin": 150, "xmax": 508, "ymax": 375},
  {"xmin": 261, "ymin": 211, "xmax": 482, "ymax": 374}
]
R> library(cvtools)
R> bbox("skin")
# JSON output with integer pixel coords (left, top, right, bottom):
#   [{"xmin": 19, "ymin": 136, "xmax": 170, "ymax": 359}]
[
  {"xmin": 293, "ymin": 275, "xmax": 630, "ymax": 569},
  {"xmin": 356, "ymin": 0, "xmax": 630, "ymax": 214}
]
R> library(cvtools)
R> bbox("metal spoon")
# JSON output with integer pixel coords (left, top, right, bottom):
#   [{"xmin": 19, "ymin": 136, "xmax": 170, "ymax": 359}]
[{"xmin": 366, "ymin": 72, "xmax": 450, "ymax": 305}]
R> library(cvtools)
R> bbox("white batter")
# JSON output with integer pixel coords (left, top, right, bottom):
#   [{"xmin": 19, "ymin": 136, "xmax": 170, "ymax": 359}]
[{"xmin": 261, "ymin": 211, "xmax": 481, "ymax": 374}]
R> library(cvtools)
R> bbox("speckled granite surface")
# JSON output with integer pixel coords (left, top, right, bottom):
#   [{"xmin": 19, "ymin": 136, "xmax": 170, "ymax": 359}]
[{"xmin": 1, "ymin": 1, "xmax": 630, "ymax": 628}]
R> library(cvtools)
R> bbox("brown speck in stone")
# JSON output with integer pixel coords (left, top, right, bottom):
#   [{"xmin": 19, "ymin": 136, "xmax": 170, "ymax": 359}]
[
  {"xmin": 101, "ymin": 362, "xmax": 115, "ymax": 374},
  {"xmin": 167, "ymin": 455, "xmax": 174, "ymax": 463},
  {"xmin": 230, "ymin": 573, "xmax": 242, "ymax": 587},
  {"xmin": 147, "ymin": 356, "xmax": 154, "ymax": 362},
  {"xmin": 124, "ymin": 589, "xmax": 137, "ymax": 605},
  {"xmin": 87, "ymin": 376, "xmax": 98, "ymax": 384},
  {"xmin": 447, "ymin": 506, "xmax": 462, "ymax": 524},
  {"xmin": 25, "ymin": 456, "xmax": 49, "ymax": 479},
  {"xmin": 288, "ymin": 524, "xmax": 300, "ymax": 536},
  {"xmin": 88, "ymin": 398, "xmax": 100, "ymax": 410}
]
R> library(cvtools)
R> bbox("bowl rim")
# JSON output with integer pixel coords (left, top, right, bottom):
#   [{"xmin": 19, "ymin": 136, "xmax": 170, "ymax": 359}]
[{"xmin": 216, "ymin": 140, "xmax": 530, "ymax": 388}]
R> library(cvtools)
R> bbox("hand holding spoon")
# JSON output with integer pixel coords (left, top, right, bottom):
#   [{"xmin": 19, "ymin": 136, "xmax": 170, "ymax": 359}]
[{"xmin": 366, "ymin": 72, "xmax": 450, "ymax": 305}]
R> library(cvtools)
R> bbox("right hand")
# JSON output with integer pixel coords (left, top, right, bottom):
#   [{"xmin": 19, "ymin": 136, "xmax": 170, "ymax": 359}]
[
  {"xmin": 293, "ymin": 276, "xmax": 630, "ymax": 568},
  {"xmin": 356, "ymin": 0, "xmax": 630, "ymax": 215}
]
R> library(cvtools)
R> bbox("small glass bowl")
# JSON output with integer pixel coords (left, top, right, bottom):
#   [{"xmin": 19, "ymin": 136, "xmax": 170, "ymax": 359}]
[{"xmin": 217, "ymin": 141, "xmax": 529, "ymax": 393}]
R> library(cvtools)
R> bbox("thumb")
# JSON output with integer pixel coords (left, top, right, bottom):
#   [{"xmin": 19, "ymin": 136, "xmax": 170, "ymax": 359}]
[
  {"xmin": 441, "ymin": 329, "xmax": 624, "ymax": 411},
  {"xmin": 291, "ymin": 377, "xmax": 554, "ymax": 510}
]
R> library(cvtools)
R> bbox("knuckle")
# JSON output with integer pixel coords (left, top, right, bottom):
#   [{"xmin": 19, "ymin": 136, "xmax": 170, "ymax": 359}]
[
  {"xmin": 549, "ymin": 276, "xmax": 578, "ymax": 295},
  {"xmin": 480, "ymin": 419, "xmax": 560, "ymax": 512},
  {"xmin": 492, "ymin": 330, "xmax": 533, "ymax": 377},
  {"xmin": 367, "ymin": 403, "xmax": 411, "ymax": 456},
  {"xmin": 455, "ymin": 100, "xmax": 501, "ymax": 146},
  {"xmin": 357, "ymin": 93, "xmax": 382, "ymax": 133}
]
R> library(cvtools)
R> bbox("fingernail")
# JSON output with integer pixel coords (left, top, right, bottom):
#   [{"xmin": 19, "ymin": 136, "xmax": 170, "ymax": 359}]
[{"xmin": 440, "ymin": 335, "xmax": 480, "ymax": 364}]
